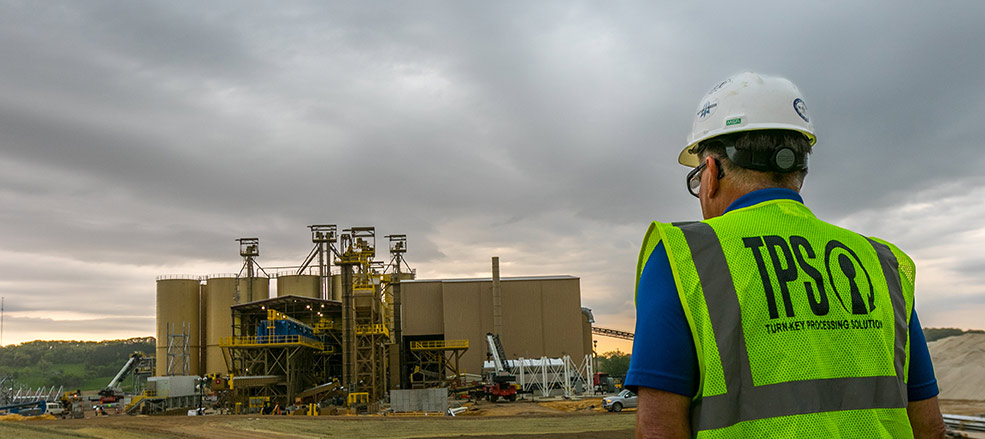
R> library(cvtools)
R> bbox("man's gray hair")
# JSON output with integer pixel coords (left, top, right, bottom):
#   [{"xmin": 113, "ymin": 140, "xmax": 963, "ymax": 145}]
[{"xmin": 694, "ymin": 130, "xmax": 812, "ymax": 191}]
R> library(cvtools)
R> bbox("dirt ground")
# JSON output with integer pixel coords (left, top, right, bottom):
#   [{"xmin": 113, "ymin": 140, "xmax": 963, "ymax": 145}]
[
  {"xmin": 3, "ymin": 398, "xmax": 979, "ymax": 438},
  {"xmin": 939, "ymin": 399, "xmax": 985, "ymax": 416},
  {"xmin": 0, "ymin": 398, "xmax": 635, "ymax": 439}
]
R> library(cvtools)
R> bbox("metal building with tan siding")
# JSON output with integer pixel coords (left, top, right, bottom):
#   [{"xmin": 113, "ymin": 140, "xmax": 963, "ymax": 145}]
[{"xmin": 400, "ymin": 275, "xmax": 592, "ymax": 380}]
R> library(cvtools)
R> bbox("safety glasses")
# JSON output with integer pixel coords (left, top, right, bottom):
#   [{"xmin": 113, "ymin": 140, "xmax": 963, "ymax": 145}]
[{"xmin": 686, "ymin": 158, "xmax": 724, "ymax": 198}]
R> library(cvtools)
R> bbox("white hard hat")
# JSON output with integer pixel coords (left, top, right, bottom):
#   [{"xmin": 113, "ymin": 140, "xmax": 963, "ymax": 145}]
[{"xmin": 679, "ymin": 72, "xmax": 816, "ymax": 167}]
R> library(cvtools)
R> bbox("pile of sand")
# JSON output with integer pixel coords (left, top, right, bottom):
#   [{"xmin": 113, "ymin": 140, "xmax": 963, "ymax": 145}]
[
  {"xmin": 0, "ymin": 413, "xmax": 56, "ymax": 421},
  {"xmin": 928, "ymin": 333, "xmax": 985, "ymax": 400},
  {"xmin": 538, "ymin": 398, "xmax": 606, "ymax": 412}
]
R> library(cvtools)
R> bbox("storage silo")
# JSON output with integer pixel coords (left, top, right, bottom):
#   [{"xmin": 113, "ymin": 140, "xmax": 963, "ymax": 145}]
[
  {"xmin": 202, "ymin": 275, "xmax": 269, "ymax": 376},
  {"xmin": 155, "ymin": 277, "xmax": 202, "ymax": 377},
  {"xmin": 332, "ymin": 274, "xmax": 342, "ymax": 301},
  {"xmin": 277, "ymin": 274, "xmax": 320, "ymax": 298}
]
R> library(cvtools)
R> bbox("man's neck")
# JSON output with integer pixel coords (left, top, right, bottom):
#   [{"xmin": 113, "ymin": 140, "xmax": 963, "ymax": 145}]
[
  {"xmin": 702, "ymin": 184, "xmax": 746, "ymax": 219},
  {"xmin": 703, "ymin": 184, "xmax": 801, "ymax": 219}
]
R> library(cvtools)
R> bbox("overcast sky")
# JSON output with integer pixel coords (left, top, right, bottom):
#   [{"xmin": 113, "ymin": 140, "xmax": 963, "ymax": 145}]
[{"xmin": 1, "ymin": 1, "xmax": 983, "ymax": 352}]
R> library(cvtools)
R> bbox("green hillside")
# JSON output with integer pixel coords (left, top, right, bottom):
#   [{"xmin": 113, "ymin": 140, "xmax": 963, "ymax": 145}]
[{"xmin": 0, "ymin": 337, "xmax": 154, "ymax": 392}]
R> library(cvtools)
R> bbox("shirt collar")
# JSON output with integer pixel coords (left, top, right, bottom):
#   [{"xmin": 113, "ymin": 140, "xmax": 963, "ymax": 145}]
[{"xmin": 724, "ymin": 188, "xmax": 804, "ymax": 214}]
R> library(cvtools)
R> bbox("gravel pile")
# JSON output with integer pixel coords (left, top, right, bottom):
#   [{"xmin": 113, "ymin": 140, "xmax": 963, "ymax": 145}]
[{"xmin": 928, "ymin": 333, "xmax": 985, "ymax": 400}]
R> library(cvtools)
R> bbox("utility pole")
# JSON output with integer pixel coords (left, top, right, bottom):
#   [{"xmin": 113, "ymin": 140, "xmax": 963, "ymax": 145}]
[{"xmin": 1, "ymin": 296, "xmax": 4, "ymax": 347}]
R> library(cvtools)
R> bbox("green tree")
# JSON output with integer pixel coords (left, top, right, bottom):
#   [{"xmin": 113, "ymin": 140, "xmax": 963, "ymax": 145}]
[{"xmin": 597, "ymin": 350, "xmax": 631, "ymax": 378}]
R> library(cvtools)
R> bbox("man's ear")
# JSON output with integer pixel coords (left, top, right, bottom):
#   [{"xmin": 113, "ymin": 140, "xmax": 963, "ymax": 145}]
[{"xmin": 705, "ymin": 156, "xmax": 720, "ymax": 197}]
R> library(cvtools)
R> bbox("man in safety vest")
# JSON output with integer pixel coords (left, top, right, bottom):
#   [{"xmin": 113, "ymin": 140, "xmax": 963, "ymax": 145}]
[{"xmin": 625, "ymin": 72, "xmax": 946, "ymax": 438}]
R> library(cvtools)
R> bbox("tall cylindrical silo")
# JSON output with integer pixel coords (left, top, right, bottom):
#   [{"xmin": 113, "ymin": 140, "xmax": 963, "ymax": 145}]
[
  {"xmin": 277, "ymin": 274, "xmax": 320, "ymax": 298},
  {"xmin": 156, "ymin": 277, "xmax": 202, "ymax": 377},
  {"xmin": 203, "ymin": 276, "xmax": 235, "ymax": 378},
  {"xmin": 331, "ymin": 274, "xmax": 342, "ymax": 301},
  {"xmin": 202, "ymin": 275, "xmax": 269, "ymax": 376},
  {"xmin": 237, "ymin": 276, "xmax": 269, "ymax": 303}
]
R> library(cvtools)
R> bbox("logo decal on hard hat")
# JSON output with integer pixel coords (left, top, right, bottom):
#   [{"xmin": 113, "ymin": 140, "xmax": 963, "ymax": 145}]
[
  {"xmin": 708, "ymin": 78, "xmax": 732, "ymax": 95},
  {"xmin": 697, "ymin": 99, "xmax": 718, "ymax": 119},
  {"xmin": 793, "ymin": 98, "xmax": 809, "ymax": 123}
]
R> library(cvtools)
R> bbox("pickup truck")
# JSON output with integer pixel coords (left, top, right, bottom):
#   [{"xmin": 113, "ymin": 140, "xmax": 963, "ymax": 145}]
[{"xmin": 602, "ymin": 389, "xmax": 637, "ymax": 412}]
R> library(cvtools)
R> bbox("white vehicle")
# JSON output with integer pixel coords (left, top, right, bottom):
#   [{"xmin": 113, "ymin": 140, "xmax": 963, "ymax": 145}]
[
  {"xmin": 46, "ymin": 401, "xmax": 65, "ymax": 416},
  {"xmin": 602, "ymin": 389, "xmax": 637, "ymax": 412}
]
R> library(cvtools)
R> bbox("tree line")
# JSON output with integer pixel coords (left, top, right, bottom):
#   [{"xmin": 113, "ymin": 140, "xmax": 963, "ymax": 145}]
[
  {"xmin": 0, "ymin": 337, "xmax": 155, "ymax": 390},
  {"xmin": 923, "ymin": 327, "xmax": 984, "ymax": 342}
]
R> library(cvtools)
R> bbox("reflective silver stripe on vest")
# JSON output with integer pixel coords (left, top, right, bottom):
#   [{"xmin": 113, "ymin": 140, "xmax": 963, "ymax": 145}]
[
  {"xmin": 867, "ymin": 238, "xmax": 910, "ymax": 396},
  {"xmin": 677, "ymin": 222, "xmax": 908, "ymax": 432}
]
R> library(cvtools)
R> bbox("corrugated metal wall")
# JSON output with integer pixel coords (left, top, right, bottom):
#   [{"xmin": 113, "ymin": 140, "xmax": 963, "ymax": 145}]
[{"xmin": 402, "ymin": 276, "xmax": 588, "ymax": 376}]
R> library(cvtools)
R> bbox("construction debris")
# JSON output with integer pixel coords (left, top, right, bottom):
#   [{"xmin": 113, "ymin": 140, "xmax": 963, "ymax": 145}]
[{"xmin": 944, "ymin": 415, "xmax": 985, "ymax": 433}]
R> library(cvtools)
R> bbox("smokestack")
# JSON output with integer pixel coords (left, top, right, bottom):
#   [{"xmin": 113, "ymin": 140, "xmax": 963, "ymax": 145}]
[{"xmin": 492, "ymin": 257, "xmax": 503, "ymax": 336}]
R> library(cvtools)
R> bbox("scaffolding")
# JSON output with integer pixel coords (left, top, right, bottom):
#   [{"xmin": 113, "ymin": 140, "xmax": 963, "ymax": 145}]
[{"xmin": 166, "ymin": 322, "xmax": 190, "ymax": 376}]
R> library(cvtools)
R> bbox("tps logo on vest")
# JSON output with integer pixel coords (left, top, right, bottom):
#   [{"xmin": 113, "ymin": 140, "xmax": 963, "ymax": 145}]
[{"xmin": 742, "ymin": 235, "xmax": 876, "ymax": 320}]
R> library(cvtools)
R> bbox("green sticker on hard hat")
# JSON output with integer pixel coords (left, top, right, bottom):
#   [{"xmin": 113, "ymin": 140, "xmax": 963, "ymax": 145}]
[{"xmin": 726, "ymin": 117, "xmax": 742, "ymax": 126}]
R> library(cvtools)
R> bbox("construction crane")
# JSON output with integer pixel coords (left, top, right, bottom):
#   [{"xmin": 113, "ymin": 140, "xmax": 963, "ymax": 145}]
[
  {"xmin": 592, "ymin": 326, "xmax": 634, "ymax": 341},
  {"xmin": 481, "ymin": 333, "xmax": 517, "ymax": 402},
  {"xmin": 99, "ymin": 352, "xmax": 150, "ymax": 403}
]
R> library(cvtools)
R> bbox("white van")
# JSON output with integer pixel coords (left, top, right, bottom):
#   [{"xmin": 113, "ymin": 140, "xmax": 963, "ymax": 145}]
[{"xmin": 46, "ymin": 401, "xmax": 65, "ymax": 416}]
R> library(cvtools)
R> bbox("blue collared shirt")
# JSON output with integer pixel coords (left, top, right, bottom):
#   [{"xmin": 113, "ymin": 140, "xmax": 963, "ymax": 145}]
[{"xmin": 624, "ymin": 188, "xmax": 939, "ymax": 401}]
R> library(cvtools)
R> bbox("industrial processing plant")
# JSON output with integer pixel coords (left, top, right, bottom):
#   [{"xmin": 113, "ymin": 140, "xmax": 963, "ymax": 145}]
[{"xmin": 148, "ymin": 225, "xmax": 594, "ymax": 415}]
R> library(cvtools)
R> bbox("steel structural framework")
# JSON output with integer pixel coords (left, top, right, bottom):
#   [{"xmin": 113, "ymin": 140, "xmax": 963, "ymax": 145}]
[
  {"xmin": 300, "ymin": 225, "xmax": 338, "ymax": 300},
  {"xmin": 339, "ymin": 227, "xmax": 390, "ymax": 402},
  {"xmin": 234, "ymin": 237, "xmax": 269, "ymax": 304},
  {"xmin": 220, "ymin": 225, "xmax": 411, "ymax": 407},
  {"xmin": 219, "ymin": 334, "xmax": 342, "ymax": 405},
  {"xmin": 166, "ymin": 322, "xmax": 190, "ymax": 376},
  {"xmin": 384, "ymin": 234, "xmax": 414, "ymax": 390},
  {"xmin": 0, "ymin": 379, "xmax": 63, "ymax": 405},
  {"xmin": 496, "ymin": 355, "xmax": 594, "ymax": 398},
  {"xmin": 407, "ymin": 339, "xmax": 469, "ymax": 388},
  {"xmin": 221, "ymin": 296, "xmax": 342, "ymax": 406},
  {"xmin": 592, "ymin": 326, "xmax": 634, "ymax": 341},
  {"xmin": 220, "ymin": 342, "xmax": 324, "ymax": 403}
]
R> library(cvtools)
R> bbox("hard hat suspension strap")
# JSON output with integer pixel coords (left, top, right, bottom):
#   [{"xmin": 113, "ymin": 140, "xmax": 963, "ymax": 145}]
[{"xmin": 725, "ymin": 145, "xmax": 807, "ymax": 173}]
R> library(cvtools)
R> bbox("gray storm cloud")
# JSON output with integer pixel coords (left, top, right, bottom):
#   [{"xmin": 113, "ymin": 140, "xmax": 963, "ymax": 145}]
[{"xmin": 0, "ymin": 0, "xmax": 983, "ymax": 345}]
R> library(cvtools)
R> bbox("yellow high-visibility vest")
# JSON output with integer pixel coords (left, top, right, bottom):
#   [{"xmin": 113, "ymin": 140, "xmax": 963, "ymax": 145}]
[{"xmin": 637, "ymin": 199, "xmax": 914, "ymax": 438}]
